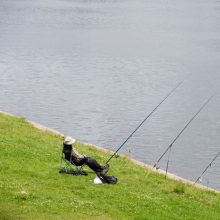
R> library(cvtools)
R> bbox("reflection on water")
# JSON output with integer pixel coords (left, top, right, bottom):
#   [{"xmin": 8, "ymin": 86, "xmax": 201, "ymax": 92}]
[{"xmin": 0, "ymin": 0, "xmax": 220, "ymax": 190}]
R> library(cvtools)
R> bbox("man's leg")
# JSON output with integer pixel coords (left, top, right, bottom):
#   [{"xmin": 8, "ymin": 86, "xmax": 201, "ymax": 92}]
[{"xmin": 84, "ymin": 157, "xmax": 109, "ymax": 174}]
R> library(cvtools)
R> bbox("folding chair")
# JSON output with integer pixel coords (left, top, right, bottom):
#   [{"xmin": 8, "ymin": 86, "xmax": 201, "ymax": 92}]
[{"xmin": 59, "ymin": 144, "xmax": 88, "ymax": 176}]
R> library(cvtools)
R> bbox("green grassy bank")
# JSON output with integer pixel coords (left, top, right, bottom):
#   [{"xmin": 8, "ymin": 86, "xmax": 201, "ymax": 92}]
[{"xmin": 0, "ymin": 113, "xmax": 220, "ymax": 220}]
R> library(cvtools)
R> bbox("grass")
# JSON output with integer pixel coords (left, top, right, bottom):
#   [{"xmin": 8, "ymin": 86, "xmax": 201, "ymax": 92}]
[{"xmin": 0, "ymin": 113, "xmax": 220, "ymax": 220}]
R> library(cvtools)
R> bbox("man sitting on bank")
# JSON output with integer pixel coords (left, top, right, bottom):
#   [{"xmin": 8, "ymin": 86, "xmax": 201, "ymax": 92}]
[{"xmin": 63, "ymin": 136, "xmax": 109, "ymax": 176}]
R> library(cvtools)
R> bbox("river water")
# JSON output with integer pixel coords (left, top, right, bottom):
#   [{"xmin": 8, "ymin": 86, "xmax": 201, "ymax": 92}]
[{"xmin": 1, "ymin": 0, "xmax": 220, "ymax": 190}]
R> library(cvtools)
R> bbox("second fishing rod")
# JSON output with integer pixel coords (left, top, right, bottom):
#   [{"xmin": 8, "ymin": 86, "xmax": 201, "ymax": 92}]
[
  {"xmin": 152, "ymin": 94, "xmax": 214, "ymax": 177},
  {"xmin": 105, "ymin": 81, "xmax": 183, "ymax": 164}
]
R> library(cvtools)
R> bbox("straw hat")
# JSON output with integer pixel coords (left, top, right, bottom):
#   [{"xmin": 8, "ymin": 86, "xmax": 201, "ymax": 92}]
[{"xmin": 63, "ymin": 136, "xmax": 76, "ymax": 145}]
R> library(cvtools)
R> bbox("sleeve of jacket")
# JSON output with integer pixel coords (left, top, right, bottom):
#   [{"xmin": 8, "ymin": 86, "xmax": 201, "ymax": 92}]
[{"xmin": 72, "ymin": 147, "xmax": 84, "ymax": 159}]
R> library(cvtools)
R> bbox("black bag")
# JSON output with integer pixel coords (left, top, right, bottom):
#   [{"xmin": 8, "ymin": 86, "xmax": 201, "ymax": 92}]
[{"xmin": 98, "ymin": 174, "xmax": 118, "ymax": 184}]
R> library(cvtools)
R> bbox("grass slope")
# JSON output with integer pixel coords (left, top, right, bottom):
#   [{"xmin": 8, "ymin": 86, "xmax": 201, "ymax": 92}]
[{"xmin": 0, "ymin": 113, "xmax": 220, "ymax": 220}]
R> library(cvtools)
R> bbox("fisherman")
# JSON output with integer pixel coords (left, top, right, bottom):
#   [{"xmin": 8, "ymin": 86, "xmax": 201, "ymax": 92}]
[{"xmin": 63, "ymin": 136, "xmax": 109, "ymax": 175}]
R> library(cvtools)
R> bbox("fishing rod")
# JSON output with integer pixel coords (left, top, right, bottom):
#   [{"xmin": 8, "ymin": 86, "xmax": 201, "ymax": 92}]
[
  {"xmin": 194, "ymin": 151, "xmax": 220, "ymax": 184},
  {"xmin": 105, "ymin": 81, "xmax": 183, "ymax": 164},
  {"xmin": 153, "ymin": 94, "xmax": 214, "ymax": 173}
]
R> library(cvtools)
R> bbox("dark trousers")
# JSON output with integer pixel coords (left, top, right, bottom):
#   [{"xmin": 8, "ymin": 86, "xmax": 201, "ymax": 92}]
[{"xmin": 74, "ymin": 157, "xmax": 103, "ymax": 173}]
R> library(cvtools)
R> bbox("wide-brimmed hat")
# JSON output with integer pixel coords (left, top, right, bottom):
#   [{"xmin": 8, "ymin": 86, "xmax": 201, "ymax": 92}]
[{"xmin": 63, "ymin": 136, "xmax": 76, "ymax": 145}]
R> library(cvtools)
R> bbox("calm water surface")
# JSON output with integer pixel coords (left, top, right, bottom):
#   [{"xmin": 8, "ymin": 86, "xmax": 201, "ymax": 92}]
[{"xmin": 1, "ymin": 0, "xmax": 220, "ymax": 190}]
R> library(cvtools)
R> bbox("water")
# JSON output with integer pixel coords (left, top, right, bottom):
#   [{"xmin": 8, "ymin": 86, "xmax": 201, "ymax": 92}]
[{"xmin": 0, "ymin": 0, "xmax": 220, "ymax": 190}]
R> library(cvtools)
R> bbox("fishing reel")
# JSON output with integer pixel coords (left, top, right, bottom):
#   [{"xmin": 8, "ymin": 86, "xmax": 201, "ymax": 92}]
[
  {"xmin": 115, "ymin": 154, "xmax": 119, "ymax": 158},
  {"xmin": 156, "ymin": 165, "xmax": 160, "ymax": 170}
]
